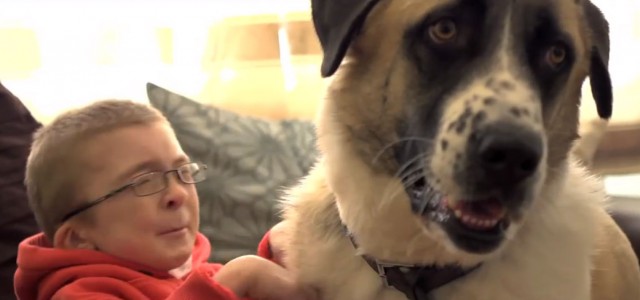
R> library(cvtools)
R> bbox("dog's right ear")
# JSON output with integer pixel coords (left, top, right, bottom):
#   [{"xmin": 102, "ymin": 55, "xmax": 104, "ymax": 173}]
[{"xmin": 312, "ymin": 0, "xmax": 382, "ymax": 77}]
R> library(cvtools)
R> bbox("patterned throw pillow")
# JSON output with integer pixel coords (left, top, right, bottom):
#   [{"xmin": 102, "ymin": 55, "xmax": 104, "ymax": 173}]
[{"xmin": 146, "ymin": 83, "xmax": 318, "ymax": 263}]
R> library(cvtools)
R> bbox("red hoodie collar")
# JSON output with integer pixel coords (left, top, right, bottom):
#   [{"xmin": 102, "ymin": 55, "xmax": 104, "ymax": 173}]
[{"xmin": 14, "ymin": 232, "xmax": 212, "ymax": 299}]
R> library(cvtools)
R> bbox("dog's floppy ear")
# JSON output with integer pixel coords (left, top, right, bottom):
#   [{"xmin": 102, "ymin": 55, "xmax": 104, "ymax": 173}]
[
  {"xmin": 583, "ymin": 0, "xmax": 613, "ymax": 119},
  {"xmin": 311, "ymin": 0, "xmax": 382, "ymax": 77}
]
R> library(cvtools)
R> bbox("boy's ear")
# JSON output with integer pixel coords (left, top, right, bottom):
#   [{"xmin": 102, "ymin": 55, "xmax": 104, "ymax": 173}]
[{"xmin": 53, "ymin": 222, "xmax": 96, "ymax": 250}]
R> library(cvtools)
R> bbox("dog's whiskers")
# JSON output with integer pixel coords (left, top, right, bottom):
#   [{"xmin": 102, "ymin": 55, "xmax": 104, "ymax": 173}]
[
  {"xmin": 377, "ymin": 152, "xmax": 433, "ymax": 214},
  {"xmin": 372, "ymin": 136, "xmax": 435, "ymax": 212},
  {"xmin": 395, "ymin": 152, "xmax": 428, "ymax": 179},
  {"xmin": 372, "ymin": 137, "xmax": 433, "ymax": 166}
]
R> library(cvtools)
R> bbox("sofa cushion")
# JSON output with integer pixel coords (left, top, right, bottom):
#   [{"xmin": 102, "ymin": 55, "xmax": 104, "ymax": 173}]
[{"xmin": 146, "ymin": 83, "xmax": 318, "ymax": 263}]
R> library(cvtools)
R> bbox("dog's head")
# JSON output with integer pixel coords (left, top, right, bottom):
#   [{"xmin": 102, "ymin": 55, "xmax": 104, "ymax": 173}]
[{"xmin": 313, "ymin": 0, "xmax": 611, "ymax": 261}]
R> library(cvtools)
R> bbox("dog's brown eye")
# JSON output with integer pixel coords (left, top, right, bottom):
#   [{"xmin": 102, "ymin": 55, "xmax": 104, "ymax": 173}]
[
  {"xmin": 429, "ymin": 19, "xmax": 457, "ymax": 43},
  {"xmin": 546, "ymin": 44, "xmax": 567, "ymax": 67}
]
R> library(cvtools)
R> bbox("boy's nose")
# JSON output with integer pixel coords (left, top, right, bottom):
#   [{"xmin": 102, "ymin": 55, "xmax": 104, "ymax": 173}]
[{"xmin": 162, "ymin": 175, "xmax": 188, "ymax": 209}]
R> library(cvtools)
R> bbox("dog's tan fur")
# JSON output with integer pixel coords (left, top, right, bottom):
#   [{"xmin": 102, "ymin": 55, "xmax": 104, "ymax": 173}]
[{"xmin": 280, "ymin": 0, "xmax": 640, "ymax": 299}]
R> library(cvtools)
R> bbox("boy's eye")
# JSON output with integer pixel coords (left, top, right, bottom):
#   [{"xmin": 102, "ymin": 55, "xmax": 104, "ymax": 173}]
[
  {"xmin": 130, "ymin": 173, "xmax": 165, "ymax": 196},
  {"xmin": 132, "ymin": 174, "xmax": 155, "ymax": 187}
]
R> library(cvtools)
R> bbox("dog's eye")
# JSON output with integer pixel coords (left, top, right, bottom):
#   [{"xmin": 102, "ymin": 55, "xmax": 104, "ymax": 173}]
[
  {"xmin": 429, "ymin": 18, "xmax": 457, "ymax": 43},
  {"xmin": 545, "ymin": 44, "xmax": 567, "ymax": 68}
]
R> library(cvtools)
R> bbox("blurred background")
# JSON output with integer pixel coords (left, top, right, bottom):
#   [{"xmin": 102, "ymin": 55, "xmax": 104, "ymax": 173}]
[{"xmin": 0, "ymin": 0, "xmax": 638, "ymax": 195}]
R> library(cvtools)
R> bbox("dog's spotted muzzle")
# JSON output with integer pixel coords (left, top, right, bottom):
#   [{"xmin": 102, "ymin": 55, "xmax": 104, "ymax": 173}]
[{"xmin": 401, "ymin": 122, "xmax": 543, "ymax": 254}]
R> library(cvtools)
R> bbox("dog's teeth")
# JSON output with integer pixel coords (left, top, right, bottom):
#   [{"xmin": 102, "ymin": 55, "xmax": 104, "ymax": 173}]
[{"xmin": 456, "ymin": 212, "xmax": 503, "ymax": 229}]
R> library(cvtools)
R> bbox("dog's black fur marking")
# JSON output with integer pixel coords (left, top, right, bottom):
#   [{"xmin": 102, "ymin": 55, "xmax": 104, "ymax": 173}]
[
  {"xmin": 483, "ymin": 97, "xmax": 497, "ymax": 106},
  {"xmin": 441, "ymin": 139, "xmax": 449, "ymax": 151},
  {"xmin": 519, "ymin": 5, "xmax": 577, "ymax": 108},
  {"xmin": 472, "ymin": 111, "xmax": 487, "ymax": 130},
  {"xmin": 486, "ymin": 78, "xmax": 516, "ymax": 95},
  {"xmin": 499, "ymin": 80, "xmax": 516, "ymax": 91},
  {"xmin": 455, "ymin": 121, "xmax": 467, "ymax": 134},
  {"xmin": 510, "ymin": 107, "xmax": 522, "ymax": 118}
]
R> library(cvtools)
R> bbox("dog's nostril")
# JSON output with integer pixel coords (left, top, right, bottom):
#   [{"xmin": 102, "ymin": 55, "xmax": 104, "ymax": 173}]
[
  {"xmin": 482, "ymin": 148, "xmax": 507, "ymax": 166},
  {"xmin": 520, "ymin": 158, "xmax": 538, "ymax": 173}
]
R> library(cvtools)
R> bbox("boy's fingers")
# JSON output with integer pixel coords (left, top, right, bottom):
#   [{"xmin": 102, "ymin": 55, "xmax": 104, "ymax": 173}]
[{"xmin": 215, "ymin": 255, "xmax": 318, "ymax": 300}]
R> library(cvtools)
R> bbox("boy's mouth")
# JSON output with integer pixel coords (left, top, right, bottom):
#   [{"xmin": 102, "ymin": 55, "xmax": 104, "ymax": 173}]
[{"xmin": 158, "ymin": 226, "xmax": 188, "ymax": 236}]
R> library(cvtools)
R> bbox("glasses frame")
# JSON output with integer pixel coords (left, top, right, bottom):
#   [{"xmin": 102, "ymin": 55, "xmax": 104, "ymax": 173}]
[{"xmin": 59, "ymin": 162, "xmax": 207, "ymax": 223}]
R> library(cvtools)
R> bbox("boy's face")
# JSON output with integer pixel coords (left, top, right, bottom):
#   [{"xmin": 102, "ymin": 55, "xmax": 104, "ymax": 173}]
[{"xmin": 71, "ymin": 121, "xmax": 200, "ymax": 271}]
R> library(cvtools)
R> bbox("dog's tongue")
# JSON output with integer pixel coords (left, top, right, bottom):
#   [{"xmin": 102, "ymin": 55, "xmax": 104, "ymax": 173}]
[{"xmin": 449, "ymin": 198, "xmax": 506, "ymax": 219}]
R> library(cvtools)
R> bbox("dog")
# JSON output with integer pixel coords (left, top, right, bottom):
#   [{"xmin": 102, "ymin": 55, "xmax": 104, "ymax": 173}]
[{"xmin": 279, "ymin": 0, "xmax": 640, "ymax": 299}]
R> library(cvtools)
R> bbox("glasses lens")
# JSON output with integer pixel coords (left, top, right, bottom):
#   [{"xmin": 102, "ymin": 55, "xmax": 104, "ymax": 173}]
[
  {"xmin": 178, "ymin": 163, "xmax": 207, "ymax": 184},
  {"xmin": 132, "ymin": 172, "xmax": 166, "ymax": 196}
]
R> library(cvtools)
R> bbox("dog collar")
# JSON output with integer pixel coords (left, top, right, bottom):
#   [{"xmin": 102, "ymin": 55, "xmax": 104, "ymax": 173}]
[{"xmin": 345, "ymin": 228, "xmax": 481, "ymax": 300}]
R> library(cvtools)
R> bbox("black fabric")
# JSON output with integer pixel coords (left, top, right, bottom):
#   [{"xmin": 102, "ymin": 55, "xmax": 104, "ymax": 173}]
[{"xmin": 0, "ymin": 82, "xmax": 41, "ymax": 300}]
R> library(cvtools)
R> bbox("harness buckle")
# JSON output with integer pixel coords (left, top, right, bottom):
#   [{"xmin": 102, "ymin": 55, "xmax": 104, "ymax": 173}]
[{"xmin": 375, "ymin": 260, "xmax": 417, "ymax": 287}]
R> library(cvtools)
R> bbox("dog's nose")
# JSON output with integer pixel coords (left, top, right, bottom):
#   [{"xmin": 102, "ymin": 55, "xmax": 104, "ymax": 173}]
[{"xmin": 471, "ymin": 123, "xmax": 543, "ymax": 186}]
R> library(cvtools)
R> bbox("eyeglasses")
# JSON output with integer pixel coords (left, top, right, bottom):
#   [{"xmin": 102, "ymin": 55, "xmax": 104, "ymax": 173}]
[{"xmin": 60, "ymin": 162, "xmax": 207, "ymax": 222}]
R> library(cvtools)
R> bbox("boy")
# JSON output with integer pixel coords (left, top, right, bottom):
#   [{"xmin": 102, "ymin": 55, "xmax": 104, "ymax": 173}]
[{"xmin": 13, "ymin": 100, "xmax": 314, "ymax": 300}]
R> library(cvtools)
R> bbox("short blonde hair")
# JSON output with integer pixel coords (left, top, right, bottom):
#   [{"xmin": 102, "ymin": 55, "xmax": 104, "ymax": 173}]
[{"xmin": 25, "ymin": 99, "xmax": 167, "ymax": 241}]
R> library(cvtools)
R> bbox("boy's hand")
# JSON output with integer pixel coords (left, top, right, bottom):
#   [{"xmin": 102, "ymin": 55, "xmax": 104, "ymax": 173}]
[{"xmin": 214, "ymin": 255, "xmax": 318, "ymax": 300}]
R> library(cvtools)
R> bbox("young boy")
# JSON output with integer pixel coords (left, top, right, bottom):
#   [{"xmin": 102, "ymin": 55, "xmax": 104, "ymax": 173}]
[{"xmin": 13, "ymin": 100, "xmax": 314, "ymax": 300}]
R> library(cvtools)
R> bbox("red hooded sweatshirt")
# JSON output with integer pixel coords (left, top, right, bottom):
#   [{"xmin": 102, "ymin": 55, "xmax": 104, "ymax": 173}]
[{"xmin": 14, "ymin": 231, "xmax": 274, "ymax": 300}]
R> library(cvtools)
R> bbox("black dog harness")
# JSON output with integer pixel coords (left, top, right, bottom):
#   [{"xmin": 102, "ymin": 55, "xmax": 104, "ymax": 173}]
[{"xmin": 346, "ymin": 230, "xmax": 481, "ymax": 300}]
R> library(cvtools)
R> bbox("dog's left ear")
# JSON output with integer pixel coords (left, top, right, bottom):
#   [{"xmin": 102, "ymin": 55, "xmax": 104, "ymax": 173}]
[
  {"xmin": 311, "ymin": 0, "xmax": 382, "ymax": 77},
  {"xmin": 583, "ymin": 0, "xmax": 613, "ymax": 119}
]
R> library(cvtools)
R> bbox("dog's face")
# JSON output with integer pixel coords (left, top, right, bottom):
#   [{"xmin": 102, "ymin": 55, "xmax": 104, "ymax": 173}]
[{"xmin": 313, "ymin": 0, "xmax": 612, "ymax": 259}]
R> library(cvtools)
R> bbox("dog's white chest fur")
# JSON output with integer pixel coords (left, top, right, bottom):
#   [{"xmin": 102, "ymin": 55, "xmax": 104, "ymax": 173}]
[{"xmin": 285, "ymin": 162, "xmax": 601, "ymax": 300}]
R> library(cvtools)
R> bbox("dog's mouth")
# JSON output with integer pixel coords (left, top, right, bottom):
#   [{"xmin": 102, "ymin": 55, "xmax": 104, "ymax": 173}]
[{"xmin": 406, "ymin": 173, "xmax": 510, "ymax": 253}]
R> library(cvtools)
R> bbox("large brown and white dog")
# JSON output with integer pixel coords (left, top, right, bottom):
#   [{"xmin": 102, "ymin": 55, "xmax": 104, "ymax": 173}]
[{"xmin": 279, "ymin": 0, "xmax": 640, "ymax": 299}]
